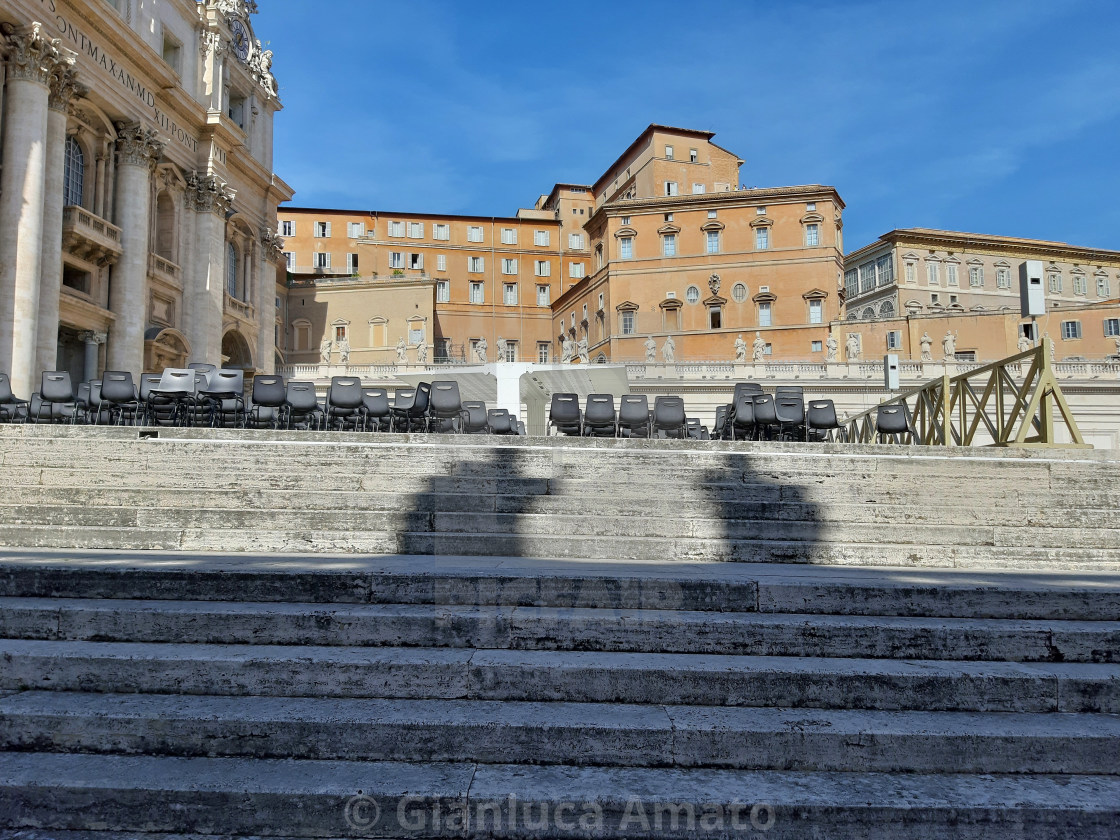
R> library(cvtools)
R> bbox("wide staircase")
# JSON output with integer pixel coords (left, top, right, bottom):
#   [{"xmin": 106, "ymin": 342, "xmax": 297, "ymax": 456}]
[{"xmin": 1, "ymin": 425, "xmax": 1119, "ymax": 838}]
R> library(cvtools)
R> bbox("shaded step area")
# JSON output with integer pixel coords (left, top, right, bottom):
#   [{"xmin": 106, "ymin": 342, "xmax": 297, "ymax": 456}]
[
  {"xmin": 2, "ymin": 597, "xmax": 1117, "ymax": 662},
  {"xmin": 4, "ymin": 550, "xmax": 1120, "ymax": 620},
  {"xmin": 4, "ymin": 640, "xmax": 1119, "ymax": 713},
  {"xmin": 2, "ymin": 752, "xmax": 1119, "ymax": 840},
  {"xmin": 4, "ymin": 691, "xmax": 1119, "ymax": 775}
]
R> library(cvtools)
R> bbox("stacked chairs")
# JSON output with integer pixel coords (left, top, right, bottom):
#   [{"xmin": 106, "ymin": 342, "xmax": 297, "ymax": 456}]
[
  {"xmin": 199, "ymin": 369, "xmax": 246, "ymax": 428},
  {"xmin": 427, "ymin": 381, "xmax": 462, "ymax": 433},
  {"xmin": 774, "ymin": 393, "xmax": 806, "ymax": 441},
  {"xmin": 248, "ymin": 375, "xmax": 286, "ymax": 429},
  {"xmin": 548, "ymin": 393, "xmax": 582, "ymax": 436},
  {"xmin": 144, "ymin": 368, "xmax": 198, "ymax": 426},
  {"xmin": 616, "ymin": 394, "xmax": 651, "ymax": 438},
  {"xmin": 486, "ymin": 408, "xmax": 516, "ymax": 435},
  {"xmin": 323, "ymin": 376, "xmax": 363, "ymax": 431},
  {"xmin": 719, "ymin": 382, "xmax": 763, "ymax": 439},
  {"xmin": 581, "ymin": 394, "xmax": 617, "ymax": 437},
  {"xmin": 98, "ymin": 372, "xmax": 141, "ymax": 425},
  {"xmin": 729, "ymin": 392, "xmax": 756, "ymax": 440},
  {"xmin": 0, "ymin": 373, "xmax": 29, "ymax": 422},
  {"xmin": 460, "ymin": 400, "xmax": 489, "ymax": 434},
  {"xmin": 360, "ymin": 387, "xmax": 391, "ymax": 432},
  {"xmin": 686, "ymin": 418, "xmax": 709, "ymax": 440},
  {"xmin": 652, "ymin": 395, "xmax": 687, "ymax": 439},
  {"xmin": 283, "ymin": 381, "xmax": 322, "ymax": 430},
  {"xmin": 390, "ymin": 383, "xmax": 432, "ymax": 433},
  {"xmin": 751, "ymin": 393, "xmax": 778, "ymax": 440}
]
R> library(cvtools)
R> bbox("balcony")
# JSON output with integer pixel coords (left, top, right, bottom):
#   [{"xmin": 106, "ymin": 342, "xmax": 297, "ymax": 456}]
[
  {"xmin": 61, "ymin": 206, "xmax": 123, "ymax": 266},
  {"xmin": 148, "ymin": 253, "xmax": 181, "ymax": 288},
  {"xmin": 224, "ymin": 292, "xmax": 255, "ymax": 322},
  {"xmin": 288, "ymin": 272, "xmax": 431, "ymax": 289}
]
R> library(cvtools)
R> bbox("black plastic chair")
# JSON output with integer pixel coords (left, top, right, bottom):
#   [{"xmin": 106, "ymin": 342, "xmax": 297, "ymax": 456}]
[
  {"xmin": 582, "ymin": 394, "xmax": 617, "ymax": 437},
  {"xmin": 806, "ymin": 399, "xmax": 840, "ymax": 442},
  {"xmin": 686, "ymin": 418, "xmax": 707, "ymax": 440},
  {"xmin": 460, "ymin": 400, "xmax": 489, "ymax": 434},
  {"xmin": 98, "ymin": 371, "xmax": 140, "ymax": 426},
  {"xmin": 324, "ymin": 376, "xmax": 363, "ymax": 431},
  {"xmin": 0, "ymin": 373, "xmax": 29, "ymax": 422},
  {"xmin": 487, "ymin": 408, "xmax": 516, "ymax": 435},
  {"xmin": 876, "ymin": 404, "xmax": 916, "ymax": 444},
  {"xmin": 730, "ymin": 393, "xmax": 755, "ymax": 440},
  {"xmin": 360, "ymin": 387, "xmax": 391, "ymax": 432},
  {"xmin": 199, "ymin": 369, "xmax": 246, "ymax": 428},
  {"xmin": 284, "ymin": 381, "xmax": 322, "ymax": 430},
  {"xmin": 248, "ymin": 374, "xmax": 286, "ymax": 429},
  {"xmin": 652, "ymin": 395, "xmax": 687, "ymax": 439},
  {"xmin": 775, "ymin": 395, "xmax": 806, "ymax": 441},
  {"xmin": 389, "ymin": 387, "xmax": 418, "ymax": 432},
  {"xmin": 428, "ymin": 381, "xmax": 463, "ymax": 433},
  {"xmin": 751, "ymin": 393, "xmax": 778, "ymax": 440},
  {"xmin": 35, "ymin": 371, "xmax": 77, "ymax": 423},
  {"xmin": 145, "ymin": 368, "xmax": 198, "ymax": 426},
  {"xmin": 398, "ymin": 382, "xmax": 431, "ymax": 432},
  {"xmin": 548, "ymin": 393, "xmax": 582, "ymax": 436},
  {"xmin": 616, "ymin": 394, "xmax": 650, "ymax": 438}
]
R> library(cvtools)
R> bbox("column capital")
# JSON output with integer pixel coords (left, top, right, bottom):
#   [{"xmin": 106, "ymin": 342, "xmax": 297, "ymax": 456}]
[
  {"xmin": 78, "ymin": 330, "xmax": 108, "ymax": 345},
  {"xmin": 115, "ymin": 121, "xmax": 165, "ymax": 171},
  {"xmin": 2, "ymin": 21, "xmax": 77, "ymax": 87},
  {"xmin": 49, "ymin": 66, "xmax": 87, "ymax": 113},
  {"xmin": 185, "ymin": 170, "xmax": 235, "ymax": 216},
  {"xmin": 259, "ymin": 227, "xmax": 285, "ymax": 262}
]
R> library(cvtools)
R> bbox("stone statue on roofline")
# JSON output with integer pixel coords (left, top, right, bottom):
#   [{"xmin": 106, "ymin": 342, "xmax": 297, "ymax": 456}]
[
  {"xmin": 337, "ymin": 337, "xmax": 350, "ymax": 366},
  {"xmin": 319, "ymin": 337, "xmax": 332, "ymax": 365},
  {"xmin": 560, "ymin": 335, "xmax": 573, "ymax": 363},
  {"xmin": 644, "ymin": 335, "xmax": 657, "ymax": 362},
  {"xmin": 920, "ymin": 332, "xmax": 933, "ymax": 361},
  {"xmin": 734, "ymin": 335, "xmax": 747, "ymax": 363},
  {"xmin": 752, "ymin": 332, "xmax": 766, "ymax": 363},
  {"xmin": 475, "ymin": 337, "xmax": 488, "ymax": 363},
  {"xmin": 1018, "ymin": 334, "xmax": 1033, "ymax": 354},
  {"xmin": 942, "ymin": 330, "xmax": 958, "ymax": 359},
  {"xmin": 396, "ymin": 336, "xmax": 408, "ymax": 363},
  {"xmin": 825, "ymin": 333, "xmax": 838, "ymax": 362},
  {"xmin": 415, "ymin": 340, "xmax": 428, "ymax": 364},
  {"xmin": 577, "ymin": 336, "xmax": 590, "ymax": 364},
  {"xmin": 496, "ymin": 337, "xmax": 508, "ymax": 363},
  {"xmin": 846, "ymin": 333, "xmax": 861, "ymax": 361},
  {"xmin": 661, "ymin": 335, "xmax": 676, "ymax": 364}
]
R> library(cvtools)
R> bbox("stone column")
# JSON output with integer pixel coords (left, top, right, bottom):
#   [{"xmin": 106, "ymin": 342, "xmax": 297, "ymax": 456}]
[
  {"xmin": 106, "ymin": 122, "xmax": 163, "ymax": 375},
  {"xmin": 0, "ymin": 23, "xmax": 75, "ymax": 397},
  {"xmin": 256, "ymin": 227, "xmax": 281, "ymax": 374},
  {"xmin": 78, "ymin": 330, "xmax": 106, "ymax": 383},
  {"xmin": 182, "ymin": 171, "xmax": 234, "ymax": 366},
  {"xmin": 36, "ymin": 68, "xmax": 85, "ymax": 376}
]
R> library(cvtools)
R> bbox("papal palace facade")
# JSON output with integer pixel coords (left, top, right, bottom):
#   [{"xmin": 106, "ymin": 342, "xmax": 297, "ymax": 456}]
[{"xmin": 0, "ymin": 0, "xmax": 290, "ymax": 398}]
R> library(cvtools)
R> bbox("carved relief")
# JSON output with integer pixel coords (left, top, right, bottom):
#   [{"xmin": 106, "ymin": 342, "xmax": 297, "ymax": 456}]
[
  {"xmin": 2, "ymin": 22, "xmax": 77, "ymax": 86},
  {"xmin": 259, "ymin": 227, "xmax": 285, "ymax": 262},
  {"xmin": 199, "ymin": 30, "xmax": 223, "ymax": 58},
  {"xmin": 115, "ymin": 121, "xmax": 165, "ymax": 170}
]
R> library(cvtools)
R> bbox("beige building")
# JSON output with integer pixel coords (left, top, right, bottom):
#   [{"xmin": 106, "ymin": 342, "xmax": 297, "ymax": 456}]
[
  {"xmin": 279, "ymin": 124, "xmax": 846, "ymax": 367},
  {"xmin": 0, "ymin": 0, "xmax": 292, "ymax": 398}
]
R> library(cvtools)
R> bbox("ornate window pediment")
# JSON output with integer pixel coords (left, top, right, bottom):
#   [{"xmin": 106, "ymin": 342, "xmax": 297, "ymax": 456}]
[
  {"xmin": 903, "ymin": 252, "xmax": 921, "ymax": 261},
  {"xmin": 703, "ymin": 294, "xmax": 727, "ymax": 306},
  {"xmin": 657, "ymin": 223, "xmax": 680, "ymax": 235},
  {"xmin": 749, "ymin": 217, "xmax": 773, "ymax": 229},
  {"xmin": 615, "ymin": 300, "xmax": 639, "ymax": 312},
  {"xmin": 659, "ymin": 298, "xmax": 682, "ymax": 310},
  {"xmin": 752, "ymin": 291, "xmax": 776, "ymax": 303},
  {"xmin": 800, "ymin": 212, "xmax": 825, "ymax": 224},
  {"xmin": 966, "ymin": 257, "xmax": 984, "ymax": 266},
  {"xmin": 700, "ymin": 221, "xmax": 725, "ymax": 232},
  {"xmin": 802, "ymin": 288, "xmax": 829, "ymax": 300},
  {"xmin": 994, "ymin": 259, "xmax": 1011, "ymax": 267},
  {"xmin": 614, "ymin": 226, "xmax": 638, "ymax": 238}
]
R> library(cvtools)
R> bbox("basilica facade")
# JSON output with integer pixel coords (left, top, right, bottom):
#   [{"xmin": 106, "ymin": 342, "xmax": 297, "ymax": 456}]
[{"xmin": 0, "ymin": 0, "xmax": 291, "ymax": 399}]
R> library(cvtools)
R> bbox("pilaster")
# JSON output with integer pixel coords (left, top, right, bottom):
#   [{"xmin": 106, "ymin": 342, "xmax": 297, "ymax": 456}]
[
  {"xmin": 257, "ymin": 227, "xmax": 283, "ymax": 373},
  {"xmin": 183, "ymin": 171, "xmax": 235, "ymax": 366}
]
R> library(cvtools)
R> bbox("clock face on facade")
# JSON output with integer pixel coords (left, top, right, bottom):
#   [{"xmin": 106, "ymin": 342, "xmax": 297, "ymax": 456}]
[{"xmin": 231, "ymin": 19, "xmax": 250, "ymax": 62}]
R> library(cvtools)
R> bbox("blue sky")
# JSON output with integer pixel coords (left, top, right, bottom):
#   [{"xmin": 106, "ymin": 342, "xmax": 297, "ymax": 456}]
[{"xmin": 261, "ymin": 0, "xmax": 1120, "ymax": 253}]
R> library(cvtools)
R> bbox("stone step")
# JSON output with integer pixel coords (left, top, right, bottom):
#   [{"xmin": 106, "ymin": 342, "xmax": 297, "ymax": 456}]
[
  {"xmin": 2, "ymin": 691, "xmax": 1117, "ymax": 774},
  {"xmin": 1, "ymin": 752, "xmax": 1118, "ymax": 838},
  {"xmin": 2, "ymin": 597, "xmax": 1115, "ymax": 662},
  {"xmin": 3, "ymin": 552, "xmax": 1119, "ymax": 620},
  {"xmin": 3, "ymin": 640, "xmax": 1117, "ymax": 712}
]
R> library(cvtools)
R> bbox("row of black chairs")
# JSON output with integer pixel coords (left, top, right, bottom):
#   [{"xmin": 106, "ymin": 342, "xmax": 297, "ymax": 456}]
[{"xmin": 548, "ymin": 393, "xmax": 708, "ymax": 439}]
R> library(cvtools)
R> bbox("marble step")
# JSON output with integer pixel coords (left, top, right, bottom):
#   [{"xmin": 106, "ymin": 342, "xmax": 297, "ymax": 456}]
[
  {"xmin": 2, "ymin": 597, "xmax": 1115, "ymax": 662},
  {"xmin": 2, "ymin": 752, "xmax": 1118, "ymax": 839},
  {"xmin": 3, "ymin": 640, "xmax": 1118, "ymax": 712},
  {"xmin": 2, "ymin": 691, "xmax": 1118, "ymax": 774}
]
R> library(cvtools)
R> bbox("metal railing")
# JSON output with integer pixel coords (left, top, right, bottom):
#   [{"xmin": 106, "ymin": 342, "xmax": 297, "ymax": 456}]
[{"xmin": 841, "ymin": 343, "xmax": 1090, "ymax": 448}]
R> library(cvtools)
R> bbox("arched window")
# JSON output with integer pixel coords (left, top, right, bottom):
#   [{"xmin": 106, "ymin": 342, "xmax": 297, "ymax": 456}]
[
  {"xmin": 879, "ymin": 300, "xmax": 895, "ymax": 318},
  {"xmin": 63, "ymin": 136, "xmax": 84, "ymax": 207},
  {"xmin": 226, "ymin": 242, "xmax": 238, "ymax": 299}
]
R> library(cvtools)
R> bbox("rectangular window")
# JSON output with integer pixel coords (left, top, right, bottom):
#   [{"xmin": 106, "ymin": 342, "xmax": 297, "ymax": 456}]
[
  {"xmin": 844, "ymin": 268, "xmax": 859, "ymax": 299},
  {"xmin": 501, "ymin": 227, "xmax": 517, "ymax": 245},
  {"xmin": 433, "ymin": 224, "xmax": 450, "ymax": 241},
  {"xmin": 1104, "ymin": 318, "xmax": 1120, "ymax": 337},
  {"xmin": 409, "ymin": 252, "xmax": 423, "ymax": 270},
  {"xmin": 535, "ymin": 260, "xmax": 551, "ymax": 277},
  {"xmin": 280, "ymin": 220, "xmax": 295, "ymax": 236},
  {"xmin": 709, "ymin": 305, "xmax": 722, "ymax": 329},
  {"xmin": 689, "ymin": 148, "xmax": 698, "ymax": 162},
  {"xmin": 931, "ymin": 292, "xmax": 940, "ymax": 303},
  {"xmin": 503, "ymin": 283, "xmax": 518, "ymax": 305},
  {"xmin": 809, "ymin": 299, "xmax": 822, "ymax": 324},
  {"xmin": 534, "ymin": 230, "xmax": 550, "ymax": 246},
  {"xmin": 436, "ymin": 280, "xmax": 449, "ymax": 303},
  {"xmin": 389, "ymin": 252, "xmax": 404, "ymax": 269},
  {"xmin": 408, "ymin": 222, "xmax": 424, "ymax": 239},
  {"xmin": 1073, "ymin": 275, "xmax": 1087, "ymax": 295},
  {"xmin": 621, "ymin": 311, "xmax": 635, "ymax": 335},
  {"xmin": 755, "ymin": 227, "xmax": 769, "ymax": 250},
  {"xmin": 860, "ymin": 263, "xmax": 876, "ymax": 293},
  {"xmin": 468, "ymin": 256, "xmax": 484, "ymax": 273},
  {"xmin": 969, "ymin": 266, "xmax": 984, "ymax": 287},
  {"xmin": 469, "ymin": 282, "xmax": 484, "ymax": 304},
  {"xmin": 536, "ymin": 284, "xmax": 551, "ymax": 306},
  {"xmin": 947, "ymin": 264, "xmax": 959, "ymax": 286},
  {"xmin": 502, "ymin": 258, "xmax": 518, "ymax": 275},
  {"xmin": 877, "ymin": 255, "xmax": 893, "ymax": 286},
  {"xmin": 161, "ymin": 30, "xmax": 182, "ymax": 73},
  {"xmin": 347, "ymin": 222, "xmax": 364, "ymax": 238},
  {"xmin": 997, "ymin": 267, "xmax": 1011, "ymax": 288},
  {"xmin": 619, "ymin": 237, "xmax": 633, "ymax": 259},
  {"xmin": 1049, "ymin": 272, "xmax": 1063, "ymax": 293},
  {"xmin": 927, "ymin": 262, "xmax": 940, "ymax": 285},
  {"xmin": 1098, "ymin": 276, "xmax": 1111, "ymax": 298},
  {"xmin": 706, "ymin": 231, "xmax": 720, "ymax": 254},
  {"xmin": 905, "ymin": 262, "xmax": 916, "ymax": 284},
  {"xmin": 503, "ymin": 341, "xmax": 518, "ymax": 363},
  {"xmin": 436, "ymin": 254, "xmax": 447, "ymax": 272},
  {"xmin": 346, "ymin": 253, "xmax": 359, "ymax": 273},
  {"xmin": 314, "ymin": 221, "xmax": 330, "ymax": 238},
  {"xmin": 692, "ymin": 183, "xmax": 705, "ymax": 194},
  {"xmin": 537, "ymin": 342, "xmax": 550, "ymax": 363},
  {"xmin": 811, "ymin": 340, "xmax": 823, "ymax": 353},
  {"xmin": 887, "ymin": 330, "xmax": 901, "ymax": 350},
  {"xmin": 664, "ymin": 181, "xmax": 678, "ymax": 196},
  {"xmin": 664, "ymin": 144, "xmax": 674, "ymax": 159},
  {"xmin": 313, "ymin": 252, "xmax": 330, "ymax": 268},
  {"xmin": 283, "ymin": 252, "xmax": 294, "ymax": 269},
  {"xmin": 662, "ymin": 234, "xmax": 677, "ymax": 257},
  {"xmin": 569, "ymin": 262, "xmax": 585, "ymax": 279},
  {"xmin": 756, "ymin": 206, "xmax": 767, "ymax": 215},
  {"xmin": 804, "ymin": 223, "xmax": 819, "ymax": 246},
  {"xmin": 467, "ymin": 225, "xmax": 484, "ymax": 243},
  {"xmin": 621, "ymin": 216, "xmax": 631, "ymax": 225},
  {"xmin": 569, "ymin": 233, "xmax": 583, "ymax": 250},
  {"xmin": 758, "ymin": 301, "xmax": 772, "ymax": 327},
  {"xmin": 388, "ymin": 221, "xmax": 404, "ymax": 237},
  {"xmin": 1061, "ymin": 320, "xmax": 1082, "ymax": 340}
]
